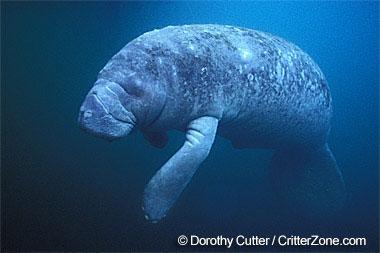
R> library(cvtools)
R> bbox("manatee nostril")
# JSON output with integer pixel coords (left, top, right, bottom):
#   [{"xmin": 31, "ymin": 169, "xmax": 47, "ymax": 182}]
[{"xmin": 84, "ymin": 110, "xmax": 93, "ymax": 118}]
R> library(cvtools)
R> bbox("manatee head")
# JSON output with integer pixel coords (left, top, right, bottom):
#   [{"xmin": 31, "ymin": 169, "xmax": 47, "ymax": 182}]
[{"xmin": 78, "ymin": 52, "xmax": 166, "ymax": 140}]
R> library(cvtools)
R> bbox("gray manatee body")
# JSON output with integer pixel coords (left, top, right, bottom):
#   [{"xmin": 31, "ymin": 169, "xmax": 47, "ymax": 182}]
[{"xmin": 78, "ymin": 24, "xmax": 345, "ymax": 222}]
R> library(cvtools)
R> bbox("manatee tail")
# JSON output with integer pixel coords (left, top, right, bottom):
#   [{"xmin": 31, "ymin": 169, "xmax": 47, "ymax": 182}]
[{"xmin": 269, "ymin": 144, "xmax": 346, "ymax": 218}]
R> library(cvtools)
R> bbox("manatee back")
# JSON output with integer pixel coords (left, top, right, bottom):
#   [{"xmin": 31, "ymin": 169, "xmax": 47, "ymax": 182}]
[{"xmin": 121, "ymin": 25, "xmax": 332, "ymax": 146}]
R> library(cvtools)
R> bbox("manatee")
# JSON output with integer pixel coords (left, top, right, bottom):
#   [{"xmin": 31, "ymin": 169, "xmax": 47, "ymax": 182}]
[{"xmin": 78, "ymin": 24, "xmax": 345, "ymax": 222}]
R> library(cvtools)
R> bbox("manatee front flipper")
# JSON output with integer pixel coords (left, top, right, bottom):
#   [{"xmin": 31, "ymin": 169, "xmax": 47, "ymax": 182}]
[
  {"xmin": 143, "ymin": 131, "xmax": 169, "ymax": 148},
  {"xmin": 269, "ymin": 144, "xmax": 346, "ymax": 218},
  {"xmin": 143, "ymin": 116, "xmax": 219, "ymax": 222}
]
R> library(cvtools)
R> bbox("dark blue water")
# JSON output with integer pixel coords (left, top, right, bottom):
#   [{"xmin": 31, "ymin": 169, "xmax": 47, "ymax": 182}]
[{"xmin": 2, "ymin": 2, "xmax": 378, "ymax": 252}]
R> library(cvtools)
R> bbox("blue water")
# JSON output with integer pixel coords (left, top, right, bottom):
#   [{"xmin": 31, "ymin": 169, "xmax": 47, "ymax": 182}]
[{"xmin": 2, "ymin": 1, "xmax": 378, "ymax": 252}]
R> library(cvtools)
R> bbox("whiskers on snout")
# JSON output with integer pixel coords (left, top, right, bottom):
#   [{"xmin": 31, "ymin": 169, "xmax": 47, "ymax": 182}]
[{"xmin": 78, "ymin": 83, "xmax": 135, "ymax": 140}]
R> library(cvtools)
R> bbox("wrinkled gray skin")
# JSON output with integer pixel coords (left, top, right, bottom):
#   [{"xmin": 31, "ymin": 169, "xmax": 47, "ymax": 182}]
[{"xmin": 79, "ymin": 24, "xmax": 345, "ymax": 222}]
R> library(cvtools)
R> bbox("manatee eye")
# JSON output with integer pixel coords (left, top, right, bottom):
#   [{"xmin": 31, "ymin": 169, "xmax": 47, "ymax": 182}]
[{"xmin": 123, "ymin": 81, "xmax": 144, "ymax": 97}]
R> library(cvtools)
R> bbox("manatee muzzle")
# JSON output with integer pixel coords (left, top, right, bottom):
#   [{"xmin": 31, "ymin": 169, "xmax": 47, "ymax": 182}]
[{"xmin": 78, "ymin": 83, "xmax": 135, "ymax": 140}]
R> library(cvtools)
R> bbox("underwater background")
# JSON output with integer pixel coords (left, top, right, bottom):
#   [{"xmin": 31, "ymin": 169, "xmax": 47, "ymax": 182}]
[{"xmin": 1, "ymin": 1, "xmax": 378, "ymax": 252}]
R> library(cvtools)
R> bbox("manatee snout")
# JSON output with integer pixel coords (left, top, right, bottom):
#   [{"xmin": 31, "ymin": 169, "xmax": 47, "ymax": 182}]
[{"xmin": 78, "ymin": 80, "xmax": 135, "ymax": 140}]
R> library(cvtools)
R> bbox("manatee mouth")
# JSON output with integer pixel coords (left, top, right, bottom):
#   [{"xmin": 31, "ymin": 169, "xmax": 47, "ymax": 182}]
[
  {"xmin": 78, "ymin": 90, "xmax": 135, "ymax": 140},
  {"xmin": 92, "ymin": 92, "xmax": 133, "ymax": 124}
]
